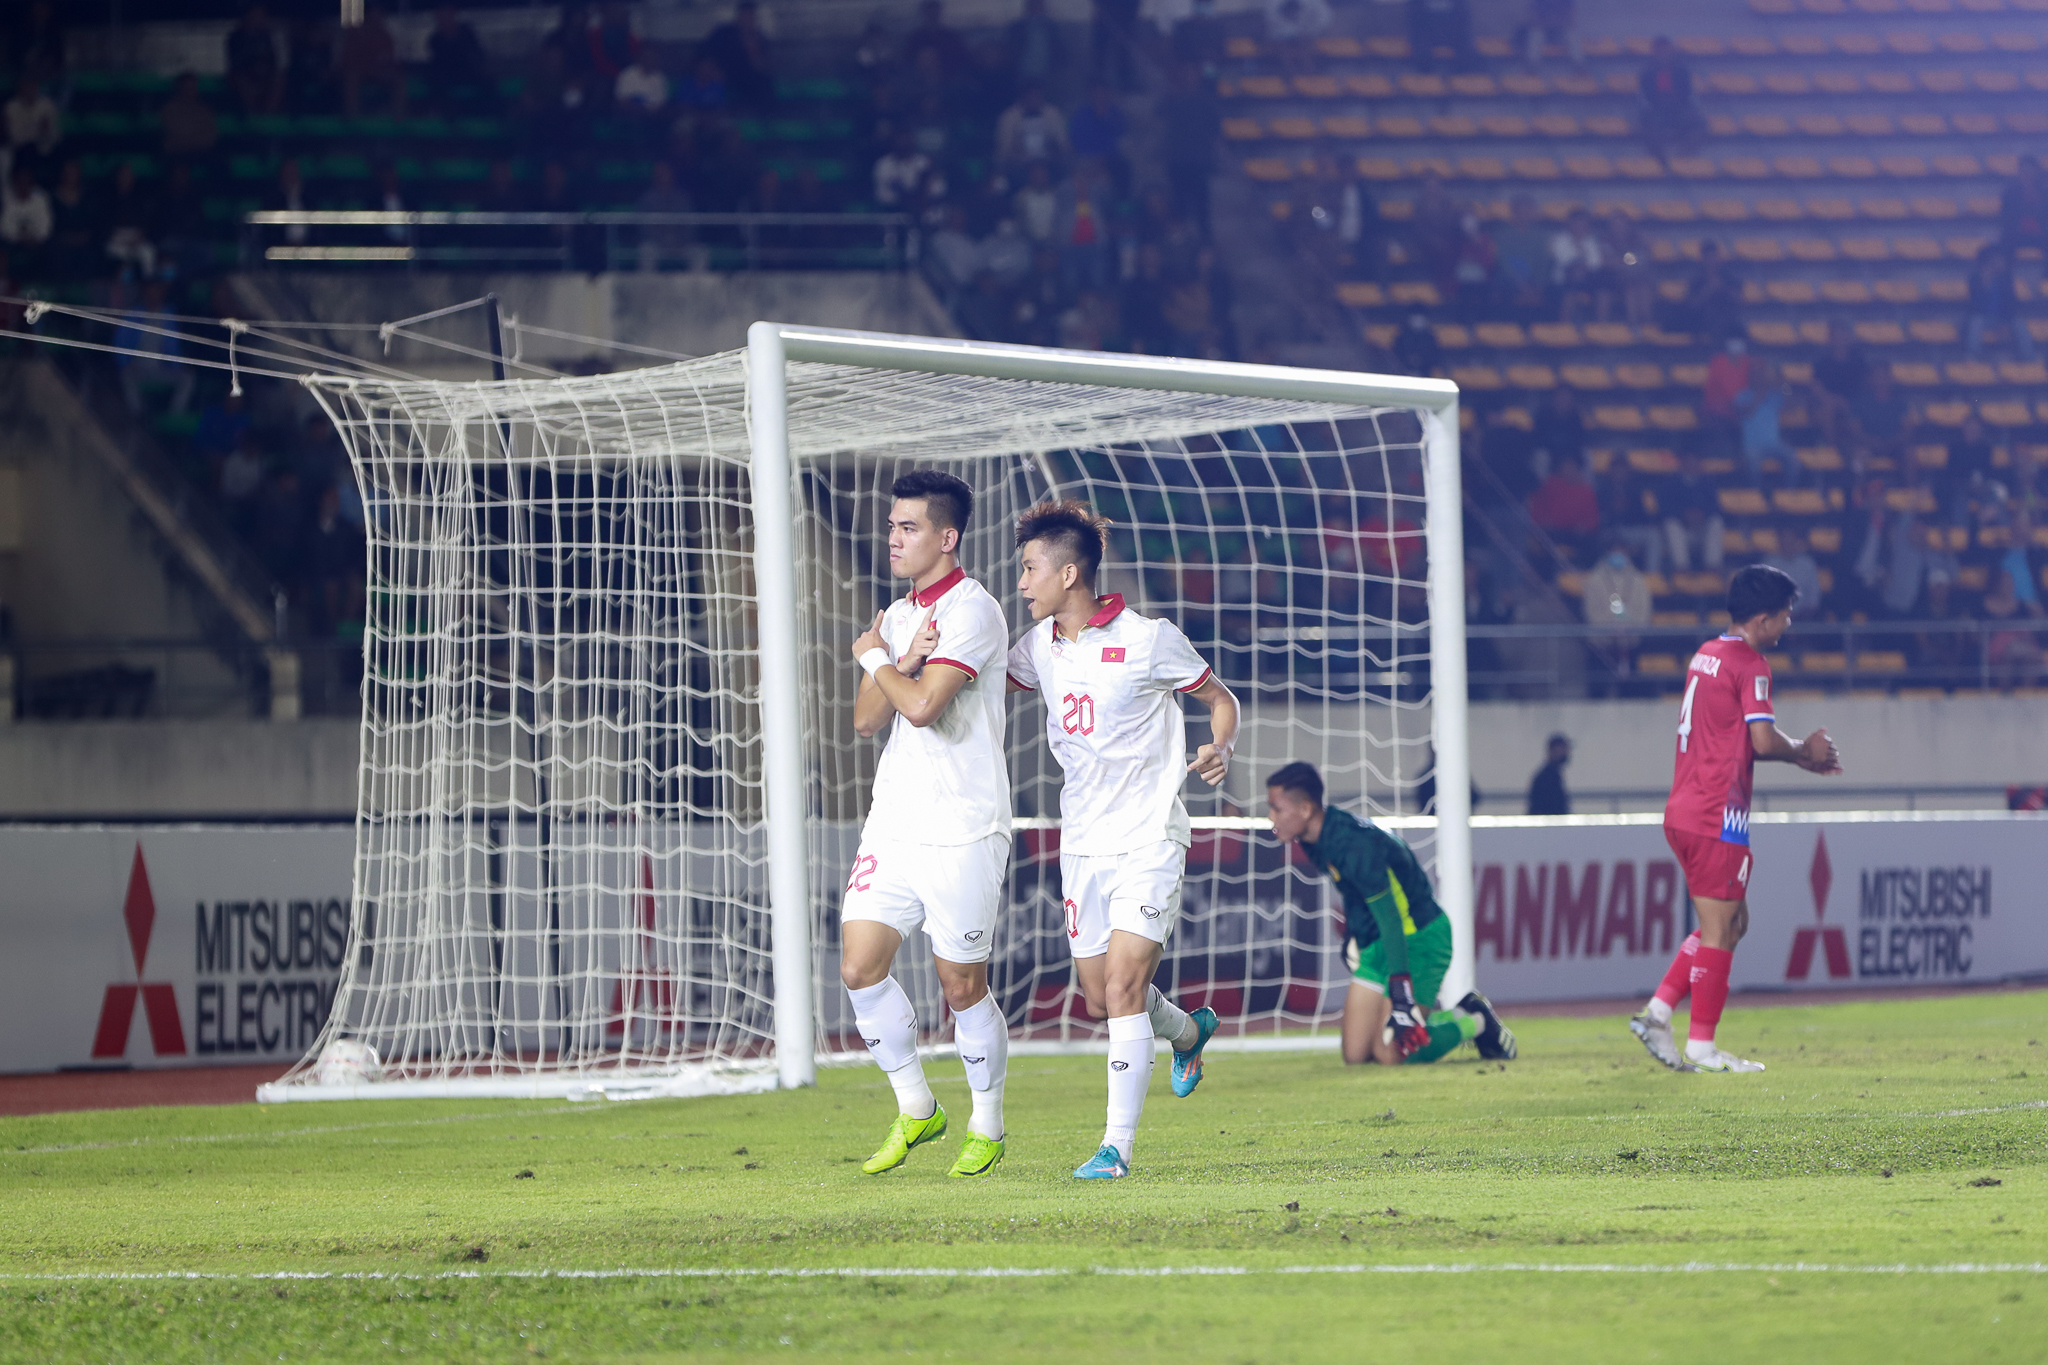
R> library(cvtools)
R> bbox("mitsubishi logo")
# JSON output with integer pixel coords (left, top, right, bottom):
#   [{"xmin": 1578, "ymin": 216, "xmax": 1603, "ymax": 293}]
[
  {"xmin": 1785, "ymin": 831, "xmax": 1851, "ymax": 981},
  {"xmin": 90, "ymin": 845, "xmax": 188, "ymax": 1058}
]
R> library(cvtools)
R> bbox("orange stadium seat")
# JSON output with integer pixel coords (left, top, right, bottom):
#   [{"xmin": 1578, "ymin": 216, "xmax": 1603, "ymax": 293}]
[
  {"xmin": 1947, "ymin": 361, "xmax": 1999, "ymax": 385},
  {"xmin": 1711, "ymin": 73, "xmax": 1761, "ymax": 95},
  {"xmin": 1223, "ymin": 119, "xmax": 1266, "ymax": 141},
  {"xmin": 1747, "ymin": 115, "xmax": 1794, "ymax": 137},
  {"xmin": 1700, "ymin": 199, "xmax": 1750, "ymax": 222},
  {"xmin": 1617, "ymin": 157, "xmax": 1666, "ymax": 179},
  {"xmin": 1451, "ymin": 74, "xmax": 1499, "ymax": 97},
  {"xmin": 1499, "ymin": 73, "xmax": 1548, "ymax": 96},
  {"xmin": 1671, "ymin": 157, "xmax": 1719, "ymax": 179},
  {"xmin": 1589, "ymin": 404, "xmax": 1644, "ymax": 430},
  {"xmin": 1378, "ymin": 115, "xmax": 1425, "ymax": 138},
  {"xmin": 1563, "ymin": 365, "xmax": 1615, "ymax": 389},
  {"xmin": 1855, "ymin": 321, "xmax": 1907, "ymax": 344},
  {"xmin": 1817, "ymin": 73, "xmax": 1864, "ymax": 94},
  {"xmin": 1237, "ymin": 76, "xmax": 1287, "ymax": 98},
  {"xmin": 1475, "ymin": 322, "xmax": 1528, "ymax": 347},
  {"xmin": 1430, "ymin": 116, "xmax": 1480, "ymax": 139},
  {"xmin": 1749, "ymin": 321, "xmax": 1800, "ymax": 346},
  {"xmin": 1928, "ymin": 279, "xmax": 1969, "ymax": 301},
  {"xmin": 1836, "ymin": 33, "xmax": 1883, "ymax": 54},
  {"xmin": 1972, "ymin": 71, "xmax": 2020, "ymax": 92},
  {"xmin": 1798, "ymin": 447, "xmax": 1847, "ymax": 472},
  {"xmin": 1243, "ymin": 158, "xmax": 1295, "ymax": 181},
  {"xmin": 1768, "ymin": 281, "xmax": 1819, "ymax": 303},
  {"xmin": 1292, "ymin": 75, "xmax": 1341, "ymax": 98},
  {"xmin": 1755, "ymin": 198, "xmax": 1804, "ymax": 221},
  {"xmin": 1482, "ymin": 115, "xmax": 1531, "ymax": 137},
  {"xmin": 1513, "ymin": 156, "xmax": 1562, "ymax": 180},
  {"xmin": 1669, "ymin": 362, "xmax": 1710, "ymax": 386},
  {"xmin": 1892, "ymin": 361, "xmax": 1942, "ymax": 385},
  {"xmin": 1450, "ymin": 365, "xmax": 1504, "ymax": 389},
  {"xmin": 1399, "ymin": 73, "xmax": 1447, "ymax": 97},
  {"xmin": 1719, "ymin": 489, "xmax": 1770, "ymax": 516},
  {"xmin": 1830, "ymin": 156, "xmax": 1879, "ymax": 178},
  {"xmin": 1356, "ymin": 157, "xmax": 1403, "ymax": 180},
  {"xmin": 1776, "ymin": 155, "xmax": 1823, "ymax": 177},
  {"xmin": 1912, "ymin": 197, "xmax": 1961, "ymax": 219},
  {"xmin": 1531, "ymin": 114, "xmax": 1581, "ymax": 138},
  {"xmin": 1934, "ymin": 155, "xmax": 1984, "ymax": 177},
  {"xmin": 1808, "ymin": 198, "xmax": 1858, "ymax": 219},
  {"xmin": 1893, "ymin": 236, "xmax": 1944, "ymax": 259},
  {"xmin": 1458, "ymin": 156, "xmax": 1507, "ymax": 179},
  {"xmin": 1432, "ymin": 323, "xmax": 1471, "ymax": 347},
  {"xmin": 1993, "ymin": 31, "xmax": 2040, "ymax": 51},
  {"xmin": 1774, "ymin": 489, "xmax": 1832, "ymax": 515},
  {"xmin": 1336, "ymin": 283, "xmax": 1385, "ymax": 307},
  {"xmin": 1566, "ymin": 156, "xmax": 1616, "ymax": 179},
  {"xmin": 1983, "ymin": 399, "xmax": 2034, "ymax": 426},
  {"xmin": 1900, "ymin": 112, "xmax": 1948, "ymax": 133},
  {"xmin": 1649, "ymin": 405, "xmax": 1698, "ymax": 431},
  {"xmin": 1735, "ymin": 238, "xmax": 1785, "ymax": 262},
  {"xmin": 1822, "ymin": 281, "xmax": 1873, "ymax": 303},
  {"xmin": 1393, "ymin": 282, "xmax": 1443, "ymax": 306},
  {"xmin": 1789, "ymin": 237, "xmax": 1839, "ymax": 260},
  {"xmin": 2001, "ymin": 361, "xmax": 2048, "ymax": 383},
  {"xmin": 1858, "ymin": 198, "xmax": 1911, "ymax": 219},
  {"xmin": 1919, "ymin": 69, "xmax": 1968, "ymax": 92},
  {"xmin": 1314, "ymin": 35, "xmax": 1362, "ymax": 56},
  {"xmin": 1766, "ymin": 73, "xmax": 1814, "ymax": 94},
  {"xmin": 1530, "ymin": 323, "xmax": 1582, "ymax": 347},
  {"xmin": 1269, "ymin": 118, "xmax": 1318, "ymax": 140},
  {"xmin": 1880, "ymin": 156, "xmax": 1929, "ymax": 177},
  {"xmin": 1509, "ymin": 364, "xmax": 1560, "ymax": 389},
  {"xmin": 1798, "ymin": 116, "xmax": 1845, "ymax": 137},
  {"xmin": 1910, "ymin": 321, "xmax": 1961, "ymax": 344},
  {"xmin": 1617, "ymin": 364, "xmax": 1666, "ymax": 389},
  {"xmin": 1723, "ymin": 156, "xmax": 1772, "ymax": 178},
  {"xmin": 1733, "ymin": 35, "xmax": 1780, "ymax": 54},
  {"xmin": 1345, "ymin": 74, "xmax": 1396, "ymax": 97},
  {"xmin": 1322, "ymin": 116, "xmax": 1371, "ymax": 138}
]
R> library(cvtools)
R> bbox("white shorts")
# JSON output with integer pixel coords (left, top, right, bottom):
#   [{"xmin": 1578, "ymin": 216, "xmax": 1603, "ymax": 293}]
[
  {"xmin": 1059, "ymin": 840, "xmax": 1187, "ymax": 959},
  {"xmin": 841, "ymin": 833, "xmax": 1011, "ymax": 964}
]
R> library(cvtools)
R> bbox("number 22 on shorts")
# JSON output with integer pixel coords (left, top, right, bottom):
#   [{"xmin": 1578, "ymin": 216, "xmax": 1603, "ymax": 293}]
[{"xmin": 846, "ymin": 854, "xmax": 878, "ymax": 894}]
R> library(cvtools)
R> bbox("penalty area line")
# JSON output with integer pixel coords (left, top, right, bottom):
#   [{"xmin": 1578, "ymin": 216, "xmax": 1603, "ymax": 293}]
[{"xmin": 4, "ymin": 1263, "xmax": 2046, "ymax": 1284}]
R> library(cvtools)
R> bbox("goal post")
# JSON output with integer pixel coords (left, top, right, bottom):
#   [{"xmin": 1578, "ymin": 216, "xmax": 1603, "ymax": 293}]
[{"xmin": 260, "ymin": 324, "xmax": 1466, "ymax": 1103}]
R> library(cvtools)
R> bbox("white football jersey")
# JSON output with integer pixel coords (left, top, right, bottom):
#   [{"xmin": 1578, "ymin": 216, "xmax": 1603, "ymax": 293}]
[
  {"xmin": 1007, "ymin": 594, "xmax": 1214, "ymax": 857},
  {"xmin": 863, "ymin": 568, "xmax": 1013, "ymax": 847}
]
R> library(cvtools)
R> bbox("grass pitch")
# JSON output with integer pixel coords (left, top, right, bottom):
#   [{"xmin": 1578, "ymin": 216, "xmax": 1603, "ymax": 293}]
[{"xmin": 2, "ymin": 992, "xmax": 2045, "ymax": 1364}]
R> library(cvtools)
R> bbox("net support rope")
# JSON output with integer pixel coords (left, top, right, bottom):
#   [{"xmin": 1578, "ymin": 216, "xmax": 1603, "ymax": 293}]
[{"xmin": 258, "ymin": 325, "xmax": 1465, "ymax": 1101}]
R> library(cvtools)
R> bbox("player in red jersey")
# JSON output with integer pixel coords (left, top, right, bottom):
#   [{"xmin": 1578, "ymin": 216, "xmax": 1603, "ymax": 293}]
[{"xmin": 1631, "ymin": 565, "xmax": 1842, "ymax": 1073}]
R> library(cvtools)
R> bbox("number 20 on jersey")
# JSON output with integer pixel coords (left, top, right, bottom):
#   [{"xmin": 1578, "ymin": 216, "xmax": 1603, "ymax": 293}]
[{"xmin": 1060, "ymin": 693, "xmax": 1095, "ymax": 736}]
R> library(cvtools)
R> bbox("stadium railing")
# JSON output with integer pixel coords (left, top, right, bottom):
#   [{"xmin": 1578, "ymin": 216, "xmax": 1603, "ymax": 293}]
[{"xmin": 239, "ymin": 210, "xmax": 918, "ymax": 273}]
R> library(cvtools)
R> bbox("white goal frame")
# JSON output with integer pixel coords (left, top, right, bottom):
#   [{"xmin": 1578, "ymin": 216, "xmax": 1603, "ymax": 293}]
[{"xmin": 745, "ymin": 324, "xmax": 1470, "ymax": 1091}]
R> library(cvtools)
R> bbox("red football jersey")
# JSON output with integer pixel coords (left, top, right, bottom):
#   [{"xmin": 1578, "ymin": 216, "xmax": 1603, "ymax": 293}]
[{"xmin": 1664, "ymin": 634, "xmax": 1775, "ymax": 845}]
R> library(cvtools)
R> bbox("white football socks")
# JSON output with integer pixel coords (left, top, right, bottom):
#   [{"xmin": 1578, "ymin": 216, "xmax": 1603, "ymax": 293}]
[
  {"xmin": 847, "ymin": 977, "xmax": 935, "ymax": 1120},
  {"xmin": 951, "ymin": 991, "xmax": 1009, "ymax": 1140},
  {"xmin": 1146, "ymin": 985, "xmax": 1201, "ymax": 1051},
  {"xmin": 1103, "ymin": 1013, "xmax": 1154, "ymax": 1162},
  {"xmin": 1645, "ymin": 997, "xmax": 1674, "ymax": 1026}
]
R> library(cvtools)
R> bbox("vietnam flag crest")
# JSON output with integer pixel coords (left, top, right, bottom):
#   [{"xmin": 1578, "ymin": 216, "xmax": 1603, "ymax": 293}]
[{"xmin": 1101, "ymin": 647, "xmax": 1126, "ymax": 663}]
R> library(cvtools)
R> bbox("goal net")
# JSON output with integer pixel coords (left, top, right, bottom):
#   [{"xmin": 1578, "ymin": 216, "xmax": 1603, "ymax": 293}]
[{"xmin": 260, "ymin": 326, "xmax": 1466, "ymax": 1102}]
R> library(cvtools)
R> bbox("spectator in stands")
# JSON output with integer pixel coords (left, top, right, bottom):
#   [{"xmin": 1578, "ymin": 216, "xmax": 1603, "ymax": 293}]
[
  {"xmin": 1093, "ymin": 0, "xmax": 1143, "ymax": 91},
  {"xmin": 995, "ymin": 83, "xmax": 1070, "ymax": 175},
  {"xmin": 587, "ymin": 2, "xmax": 643, "ymax": 107},
  {"xmin": 1411, "ymin": 177, "xmax": 1462, "ymax": 297},
  {"xmin": 1122, "ymin": 241, "xmax": 1171, "ymax": 354},
  {"xmin": 700, "ymin": 1, "xmax": 775, "ymax": 111},
  {"xmin": 1605, "ymin": 213, "xmax": 1654, "ymax": 327},
  {"xmin": 114, "ymin": 280, "xmax": 193, "ymax": 414},
  {"xmin": 1526, "ymin": 734, "xmax": 1572, "ymax": 815},
  {"xmin": 1393, "ymin": 312, "xmax": 1441, "ymax": 377},
  {"xmin": 102, "ymin": 161, "xmax": 157, "ymax": 278},
  {"xmin": 1582, "ymin": 539, "xmax": 1650, "ymax": 690},
  {"xmin": 1529, "ymin": 451, "xmax": 1600, "ymax": 562},
  {"xmin": 1550, "ymin": 209, "xmax": 1612, "ymax": 322},
  {"xmin": 633, "ymin": 159, "xmax": 694, "ymax": 270},
  {"xmin": 7, "ymin": 3, "xmax": 65, "ymax": 86},
  {"xmin": 368, "ymin": 162, "xmax": 409, "ymax": 248},
  {"xmin": 1997, "ymin": 154, "xmax": 2048, "ymax": 259},
  {"xmin": 340, "ymin": 4, "xmax": 407, "ymax": 117},
  {"xmin": 1602, "ymin": 454, "xmax": 1664, "ymax": 574},
  {"xmin": 904, "ymin": 0, "xmax": 972, "ymax": 71},
  {"xmin": 224, "ymin": 5, "xmax": 282, "ymax": 116},
  {"xmin": 956, "ymin": 268, "xmax": 1017, "ymax": 342},
  {"xmin": 305, "ymin": 484, "xmax": 366, "ymax": 640},
  {"xmin": 1659, "ymin": 455, "xmax": 1725, "ymax": 573},
  {"xmin": 1491, "ymin": 194, "xmax": 1550, "ymax": 319},
  {"xmin": 1449, "ymin": 212, "xmax": 1496, "ymax": 320},
  {"xmin": 925, "ymin": 202, "xmax": 982, "ymax": 306},
  {"xmin": 1637, "ymin": 37, "xmax": 1701, "ymax": 160},
  {"xmin": 1699, "ymin": 333, "xmax": 1749, "ymax": 452},
  {"xmin": 1847, "ymin": 364, "xmax": 1911, "ymax": 461},
  {"xmin": 3, "ymin": 75, "xmax": 59, "ymax": 175},
  {"xmin": 426, "ymin": 6, "xmax": 497, "ymax": 117},
  {"xmin": 1012, "ymin": 159, "xmax": 1059, "ymax": 243},
  {"xmin": 1661, "ymin": 238, "xmax": 1741, "ymax": 341},
  {"xmin": 1531, "ymin": 385, "xmax": 1587, "ymax": 467},
  {"xmin": 1983, "ymin": 566, "xmax": 2046, "ymax": 688},
  {"xmin": 1069, "ymin": 84, "xmax": 1129, "ymax": 187},
  {"xmin": 192, "ymin": 389, "xmax": 252, "ymax": 473},
  {"xmin": 0, "ymin": 160, "xmax": 49, "ymax": 281},
  {"xmin": 1006, "ymin": 0, "xmax": 1065, "ymax": 101},
  {"xmin": 1407, "ymin": 0, "xmax": 1475, "ymax": 72},
  {"xmin": 615, "ymin": 50, "xmax": 671, "ymax": 122},
  {"xmin": 1518, "ymin": 0, "xmax": 1581, "ymax": 66},
  {"xmin": 1812, "ymin": 321, "xmax": 1870, "ymax": 448},
  {"xmin": 156, "ymin": 74, "xmax": 219, "ymax": 165},
  {"xmin": 1766, "ymin": 529, "xmax": 1824, "ymax": 618},
  {"xmin": 263, "ymin": 157, "xmax": 315, "ymax": 250},
  {"xmin": 873, "ymin": 130, "xmax": 932, "ymax": 211},
  {"xmin": 1965, "ymin": 247, "xmax": 2035, "ymax": 363},
  {"xmin": 1265, "ymin": 0, "xmax": 1334, "ymax": 70},
  {"xmin": 284, "ymin": 17, "xmax": 341, "ymax": 117},
  {"xmin": 672, "ymin": 55, "xmax": 729, "ymax": 113},
  {"xmin": 218, "ymin": 431, "xmax": 265, "ymax": 533},
  {"xmin": 1736, "ymin": 358, "xmax": 1798, "ymax": 484},
  {"xmin": 43, "ymin": 158, "xmax": 91, "ymax": 279},
  {"xmin": 1158, "ymin": 64, "xmax": 1220, "ymax": 231},
  {"xmin": 153, "ymin": 162, "xmax": 210, "ymax": 272}
]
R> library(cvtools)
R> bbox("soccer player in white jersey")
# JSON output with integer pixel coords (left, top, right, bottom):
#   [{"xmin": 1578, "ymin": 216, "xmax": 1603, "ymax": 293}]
[
  {"xmin": 841, "ymin": 470, "xmax": 1014, "ymax": 1179},
  {"xmin": 1006, "ymin": 499, "xmax": 1241, "ymax": 1180}
]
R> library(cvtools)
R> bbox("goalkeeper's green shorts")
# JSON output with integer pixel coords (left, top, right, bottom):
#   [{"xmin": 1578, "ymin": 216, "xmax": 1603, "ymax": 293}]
[{"xmin": 1353, "ymin": 913, "xmax": 1453, "ymax": 1009}]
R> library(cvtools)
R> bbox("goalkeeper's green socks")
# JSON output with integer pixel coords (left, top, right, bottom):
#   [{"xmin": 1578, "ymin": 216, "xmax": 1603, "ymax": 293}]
[{"xmin": 1400, "ymin": 1009, "xmax": 1481, "ymax": 1065}]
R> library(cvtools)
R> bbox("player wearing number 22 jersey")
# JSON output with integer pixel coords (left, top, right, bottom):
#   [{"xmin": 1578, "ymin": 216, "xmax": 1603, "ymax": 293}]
[
  {"xmin": 1007, "ymin": 500, "xmax": 1241, "ymax": 1180},
  {"xmin": 1632, "ymin": 565, "xmax": 1841, "ymax": 1076},
  {"xmin": 841, "ymin": 472, "xmax": 1014, "ymax": 1181}
]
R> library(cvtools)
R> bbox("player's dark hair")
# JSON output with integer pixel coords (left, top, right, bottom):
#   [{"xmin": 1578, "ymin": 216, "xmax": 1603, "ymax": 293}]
[
  {"xmin": 1727, "ymin": 563, "xmax": 1800, "ymax": 624},
  {"xmin": 1266, "ymin": 761, "xmax": 1325, "ymax": 807},
  {"xmin": 891, "ymin": 469, "xmax": 973, "ymax": 535},
  {"xmin": 1015, "ymin": 498, "xmax": 1110, "ymax": 589}
]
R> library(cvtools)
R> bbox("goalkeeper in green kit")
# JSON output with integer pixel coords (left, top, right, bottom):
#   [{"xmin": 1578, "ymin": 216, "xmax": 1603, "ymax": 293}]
[{"xmin": 1265, "ymin": 762, "xmax": 1516, "ymax": 1066}]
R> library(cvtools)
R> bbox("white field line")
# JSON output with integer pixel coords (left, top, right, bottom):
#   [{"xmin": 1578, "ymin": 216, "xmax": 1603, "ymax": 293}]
[{"xmin": 2, "ymin": 1263, "xmax": 2045, "ymax": 1284}]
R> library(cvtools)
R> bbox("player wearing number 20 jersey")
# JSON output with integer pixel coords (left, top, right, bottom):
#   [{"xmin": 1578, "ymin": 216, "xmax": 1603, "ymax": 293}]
[{"xmin": 1009, "ymin": 500, "xmax": 1240, "ymax": 1180}]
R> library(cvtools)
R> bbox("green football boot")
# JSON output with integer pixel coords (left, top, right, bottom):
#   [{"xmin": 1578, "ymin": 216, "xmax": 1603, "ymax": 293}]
[
  {"xmin": 860, "ymin": 1105, "xmax": 948, "ymax": 1174},
  {"xmin": 947, "ymin": 1132, "xmax": 1005, "ymax": 1178}
]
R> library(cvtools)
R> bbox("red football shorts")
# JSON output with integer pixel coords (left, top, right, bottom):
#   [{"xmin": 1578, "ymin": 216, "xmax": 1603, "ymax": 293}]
[{"xmin": 1665, "ymin": 826, "xmax": 1754, "ymax": 902}]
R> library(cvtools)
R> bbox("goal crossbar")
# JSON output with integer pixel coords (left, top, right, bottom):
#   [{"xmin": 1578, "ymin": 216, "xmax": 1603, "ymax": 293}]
[{"xmin": 746, "ymin": 323, "xmax": 1470, "ymax": 1090}]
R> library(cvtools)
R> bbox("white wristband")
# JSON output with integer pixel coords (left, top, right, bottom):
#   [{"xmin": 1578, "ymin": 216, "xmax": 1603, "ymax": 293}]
[{"xmin": 859, "ymin": 647, "xmax": 890, "ymax": 678}]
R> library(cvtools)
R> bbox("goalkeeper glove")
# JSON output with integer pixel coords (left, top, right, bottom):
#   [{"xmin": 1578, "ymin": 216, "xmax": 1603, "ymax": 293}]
[{"xmin": 1383, "ymin": 973, "xmax": 1432, "ymax": 1059}]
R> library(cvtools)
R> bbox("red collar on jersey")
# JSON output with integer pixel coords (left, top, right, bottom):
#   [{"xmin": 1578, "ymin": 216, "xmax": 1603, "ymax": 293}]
[
  {"xmin": 911, "ymin": 566, "xmax": 966, "ymax": 607},
  {"xmin": 1086, "ymin": 593, "xmax": 1126, "ymax": 628}
]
